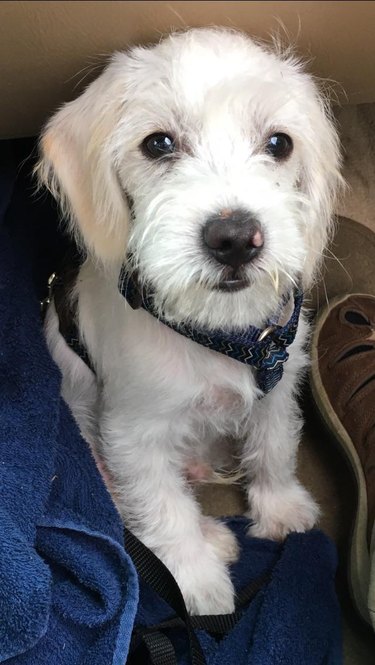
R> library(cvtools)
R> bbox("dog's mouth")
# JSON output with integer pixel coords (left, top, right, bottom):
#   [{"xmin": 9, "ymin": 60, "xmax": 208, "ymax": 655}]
[
  {"xmin": 217, "ymin": 278, "xmax": 249, "ymax": 292},
  {"xmin": 215, "ymin": 268, "xmax": 250, "ymax": 293}
]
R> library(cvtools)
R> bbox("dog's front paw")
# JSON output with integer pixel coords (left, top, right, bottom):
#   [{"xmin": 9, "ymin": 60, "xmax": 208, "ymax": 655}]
[
  {"xmin": 247, "ymin": 482, "xmax": 320, "ymax": 541},
  {"xmin": 200, "ymin": 516, "xmax": 239, "ymax": 564},
  {"xmin": 171, "ymin": 549, "xmax": 235, "ymax": 615}
]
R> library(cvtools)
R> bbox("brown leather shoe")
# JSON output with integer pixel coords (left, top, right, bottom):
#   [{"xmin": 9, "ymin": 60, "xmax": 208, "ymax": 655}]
[{"xmin": 310, "ymin": 293, "xmax": 375, "ymax": 629}]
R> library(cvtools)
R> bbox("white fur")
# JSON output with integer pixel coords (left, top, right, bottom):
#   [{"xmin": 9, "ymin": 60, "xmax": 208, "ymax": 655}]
[{"xmin": 37, "ymin": 28, "xmax": 342, "ymax": 615}]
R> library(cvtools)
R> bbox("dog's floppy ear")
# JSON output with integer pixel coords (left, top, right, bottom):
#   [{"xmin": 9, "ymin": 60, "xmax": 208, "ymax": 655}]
[
  {"xmin": 36, "ymin": 64, "xmax": 130, "ymax": 263},
  {"xmin": 298, "ymin": 85, "xmax": 343, "ymax": 288}
]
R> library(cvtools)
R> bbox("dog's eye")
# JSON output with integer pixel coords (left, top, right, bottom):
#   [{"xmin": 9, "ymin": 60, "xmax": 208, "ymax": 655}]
[
  {"xmin": 141, "ymin": 133, "xmax": 176, "ymax": 159},
  {"xmin": 266, "ymin": 133, "xmax": 293, "ymax": 160}
]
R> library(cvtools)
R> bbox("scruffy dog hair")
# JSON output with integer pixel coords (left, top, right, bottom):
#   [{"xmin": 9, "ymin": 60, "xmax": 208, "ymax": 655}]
[{"xmin": 38, "ymin": 28, "xmax": 342, "ymax": 615}]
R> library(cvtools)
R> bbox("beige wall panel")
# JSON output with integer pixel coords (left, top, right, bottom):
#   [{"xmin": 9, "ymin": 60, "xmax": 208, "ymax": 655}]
[{"xmin": 1, "ymin": 1, "xmax": 375, "ymax": 137}]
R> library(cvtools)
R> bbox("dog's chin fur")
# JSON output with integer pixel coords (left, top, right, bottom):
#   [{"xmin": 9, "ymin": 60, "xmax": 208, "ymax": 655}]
[
  {"xmin": 137, "ymin": 277, "xmax": 286, "ymax": 331},
  {"xmin": 38, "ymin": 27, "xmax": 342, "ymax": 615}
]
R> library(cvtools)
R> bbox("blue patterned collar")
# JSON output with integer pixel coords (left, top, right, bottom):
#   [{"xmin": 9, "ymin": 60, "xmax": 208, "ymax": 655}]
[{"xmin": 118, "ymin": 269, "xmax": 303, "ymax": 396}]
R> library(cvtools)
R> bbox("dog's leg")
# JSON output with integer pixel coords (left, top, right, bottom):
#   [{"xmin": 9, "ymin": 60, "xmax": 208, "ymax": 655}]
[
  {"xmin": 242, "ymin": 373, "xmax": 319, "ymax": 541},
  {"xmin": 100, "ymin": 420, "xmax": 236, "ymax": 615},
  {"xmin": 200, "ymin": 516, "xmax": 239, "ymax": 564}
]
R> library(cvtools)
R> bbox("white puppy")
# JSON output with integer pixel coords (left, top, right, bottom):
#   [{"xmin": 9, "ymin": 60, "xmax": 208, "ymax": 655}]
[{"xmin": 38, "ymin": 28, "xmax": 342, "ymax": 615}]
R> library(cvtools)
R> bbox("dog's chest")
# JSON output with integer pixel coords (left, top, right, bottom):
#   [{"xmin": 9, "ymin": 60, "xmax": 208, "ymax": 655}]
[
  {"xmin": 199, "ymin": 385, "xmax": 243, "ymax": 413},
  {"xmin": 192, "ymin": 374, "xmax": 254, "ymax": 429}
]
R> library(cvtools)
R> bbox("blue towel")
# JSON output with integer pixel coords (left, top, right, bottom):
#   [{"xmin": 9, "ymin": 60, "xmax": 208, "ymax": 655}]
[
  {"xmin": 0, "ymin": 139, "xmax": 139, "ymax": 664},
  {"xmin": 0, "ymin": 138, "xmax": 342, "ymax": 664},
  {"xmin": 136, "ymin": 520, "xmax": 342, "ymax": 665}
]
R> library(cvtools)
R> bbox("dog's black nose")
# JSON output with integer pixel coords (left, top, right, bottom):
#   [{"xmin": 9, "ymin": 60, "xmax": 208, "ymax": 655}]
[{"xmin": 203, "ymin": 210, "xmax": 264, "ymax": 269}]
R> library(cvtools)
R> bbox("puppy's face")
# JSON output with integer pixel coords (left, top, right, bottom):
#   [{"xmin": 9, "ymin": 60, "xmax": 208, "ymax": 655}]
[{"xmin": 39, "ymin": 29, "xmax": 342, "ymax": 328}]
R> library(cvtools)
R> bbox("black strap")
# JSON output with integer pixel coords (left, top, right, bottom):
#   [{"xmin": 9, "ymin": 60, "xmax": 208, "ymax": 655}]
[
  {"xmin": 125, "ymin": 527, "xmax": 207, "ymax": 665},
  {"xmin": 125, "ymin": 527, "xmax": 271, "ymax": 665},
  {"xmin": 137, "ymin": 628, "xmax": 178, "ymax": 665}
]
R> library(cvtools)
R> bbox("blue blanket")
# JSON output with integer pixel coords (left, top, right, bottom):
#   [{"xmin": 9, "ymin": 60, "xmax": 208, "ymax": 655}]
[{"xmin": 0, "ymin": 138, "xmax": 342, "ymax": 664}]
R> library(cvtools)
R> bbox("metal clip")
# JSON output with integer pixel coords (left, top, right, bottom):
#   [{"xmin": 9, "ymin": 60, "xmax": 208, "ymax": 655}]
[{"xmin": 40, "ymin": 272, "xmax": 58, "ymax": 316}]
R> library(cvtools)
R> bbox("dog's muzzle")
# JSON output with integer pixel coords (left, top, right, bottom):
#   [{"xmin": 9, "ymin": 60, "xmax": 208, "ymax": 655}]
[{"xmin": 202, "ymin": 209, "xmax": 264, "ymax": 292}]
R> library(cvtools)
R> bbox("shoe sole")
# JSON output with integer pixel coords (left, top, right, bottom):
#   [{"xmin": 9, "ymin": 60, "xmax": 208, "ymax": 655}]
[{"xmin": 310, "ymin": 293, "xmax": 373, "ymax": 627}]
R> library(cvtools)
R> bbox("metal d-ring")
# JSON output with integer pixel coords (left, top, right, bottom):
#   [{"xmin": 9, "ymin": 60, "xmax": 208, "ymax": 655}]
[{"xmin": 258, "ymin": 325, "xmax": 276, "ymax": 342}]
